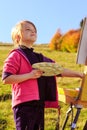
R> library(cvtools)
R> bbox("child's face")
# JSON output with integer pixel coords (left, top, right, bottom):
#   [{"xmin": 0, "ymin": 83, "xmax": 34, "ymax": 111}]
[{"xmin": 20, "ymin": 22, "xmax": 37, "ymax": 45}]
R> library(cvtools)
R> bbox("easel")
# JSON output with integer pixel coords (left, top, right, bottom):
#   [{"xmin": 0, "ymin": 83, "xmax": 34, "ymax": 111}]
[
  {"xmin": 58, "ymin": 17, "xmax": 87, "ymax": 130},
  {"xmin": 59, "ymin": 73, "xmax": 87, "ymax": 130}
]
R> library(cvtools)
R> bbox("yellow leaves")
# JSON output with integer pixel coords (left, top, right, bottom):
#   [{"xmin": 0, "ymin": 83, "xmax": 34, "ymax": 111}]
[
  {"xmin": 49, "ymin": 29, "xmax": 62, "ymax": 50},
  {"xmin": 49, "ymin": 29, "xmax": 81, "ymax": 52}
]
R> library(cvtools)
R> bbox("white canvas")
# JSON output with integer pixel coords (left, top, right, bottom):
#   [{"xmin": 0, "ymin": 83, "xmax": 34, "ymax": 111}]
[{"xmin": 76, "ymin": 17, "xmax": 87, "ymax": 65}]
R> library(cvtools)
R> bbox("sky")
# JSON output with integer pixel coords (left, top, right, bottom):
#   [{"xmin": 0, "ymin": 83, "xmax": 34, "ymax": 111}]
[{"xmin": 0, "ymin": 0, "xmax": 87, "ymax": 44}]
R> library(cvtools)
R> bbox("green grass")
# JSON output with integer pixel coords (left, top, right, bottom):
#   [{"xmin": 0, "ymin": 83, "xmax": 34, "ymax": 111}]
[{"xmin": 0, "ymin": 44, "xmax": 86, "ymax": 130}]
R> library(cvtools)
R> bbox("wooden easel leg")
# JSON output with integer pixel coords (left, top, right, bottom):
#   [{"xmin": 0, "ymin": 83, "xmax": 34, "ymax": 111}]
[
  {"xmin": 62, "ymin": 104, "xmax": 73, "ymax": 130},
  {"xmin": 83, "ymin": 120, "xmax": 87, "ymax": 130},
  {"xmin": 71, "ymin": 105, "xmax": 82, "ymax": 130}
]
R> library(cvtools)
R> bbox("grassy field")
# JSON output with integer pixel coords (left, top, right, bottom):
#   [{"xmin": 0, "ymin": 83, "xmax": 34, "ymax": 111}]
[{"xmin": 0, "ymin": 44, "xmax": 87, "ymax": 130}]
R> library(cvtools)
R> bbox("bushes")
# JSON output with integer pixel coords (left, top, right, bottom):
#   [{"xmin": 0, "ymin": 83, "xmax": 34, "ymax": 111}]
[{"xmin": 49, "ymin": 29, "xmax": 81, "ymax": 52}]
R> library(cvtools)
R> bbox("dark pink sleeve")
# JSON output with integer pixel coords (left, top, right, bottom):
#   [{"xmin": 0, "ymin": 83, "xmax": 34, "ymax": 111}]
[{"xmin": 2, "ymin": 51, "xmax": 21, "ymax": 75}]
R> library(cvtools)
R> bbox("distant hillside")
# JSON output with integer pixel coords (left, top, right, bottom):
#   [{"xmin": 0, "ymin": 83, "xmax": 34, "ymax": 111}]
[{"xmin": 0, "ymin": 28, "xmax": 81, "ymax": 53}]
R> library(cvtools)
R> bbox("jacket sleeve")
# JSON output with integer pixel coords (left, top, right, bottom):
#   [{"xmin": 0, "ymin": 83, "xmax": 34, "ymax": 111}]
[{"xmin": 2, "ymin": 51, "xmax": 21, "ymax": 75}]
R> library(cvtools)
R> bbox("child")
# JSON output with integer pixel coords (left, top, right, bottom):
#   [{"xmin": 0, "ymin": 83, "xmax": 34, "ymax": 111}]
[{"xmin": 2, "ymin": 20, "xmax": 83, "ymax": 130}]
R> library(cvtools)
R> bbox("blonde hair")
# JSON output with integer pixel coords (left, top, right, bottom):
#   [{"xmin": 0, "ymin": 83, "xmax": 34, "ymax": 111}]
[{"xmin": 11, "ymin": 20, "xmax": 37, "ymax": 45}]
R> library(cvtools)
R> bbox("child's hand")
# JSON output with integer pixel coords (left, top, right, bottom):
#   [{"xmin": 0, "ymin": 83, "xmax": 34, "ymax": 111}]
[{"xmin": 30, "ymin": 69, "xmax": 43, "ymax": 79}]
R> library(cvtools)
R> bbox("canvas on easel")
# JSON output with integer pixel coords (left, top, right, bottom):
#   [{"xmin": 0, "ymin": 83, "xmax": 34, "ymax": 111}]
[{"xmin": 76, "ymin": 17, "xmax": 87, "ymax": 65}]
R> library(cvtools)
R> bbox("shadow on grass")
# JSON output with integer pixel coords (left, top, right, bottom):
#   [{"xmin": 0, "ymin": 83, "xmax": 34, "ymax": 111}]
[
  {"xmin": 0, "ymin": 94, "xmax": 12, "ymax": 101},
  {"xmin": 0, "ymin": 119, "xmax": 7, "ymax": 130}
]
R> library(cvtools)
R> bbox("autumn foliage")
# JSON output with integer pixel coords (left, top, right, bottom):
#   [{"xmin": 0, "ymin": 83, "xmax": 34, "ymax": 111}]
[
  {"xmin": 49, "ymin": 29, "xmax": 81, "ymax": 52},
  {"xmin": 49, "ymin": 29, "xmax": 62, "ymax": 50}
]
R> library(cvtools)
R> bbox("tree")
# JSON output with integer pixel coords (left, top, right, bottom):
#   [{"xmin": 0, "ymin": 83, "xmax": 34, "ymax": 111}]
[
  {"xmin": 49, "ymin": 29, "xmax": 62, "ymax": 50},
  {"xmin": 59, "ymin": 29, "xmax": 81, "ymax": 52}
]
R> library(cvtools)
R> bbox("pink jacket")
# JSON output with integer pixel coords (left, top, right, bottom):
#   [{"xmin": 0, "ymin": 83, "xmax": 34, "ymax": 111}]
[{"xmin": 2, "ymin": 49, "xmax": 59, "ymax": 108}]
